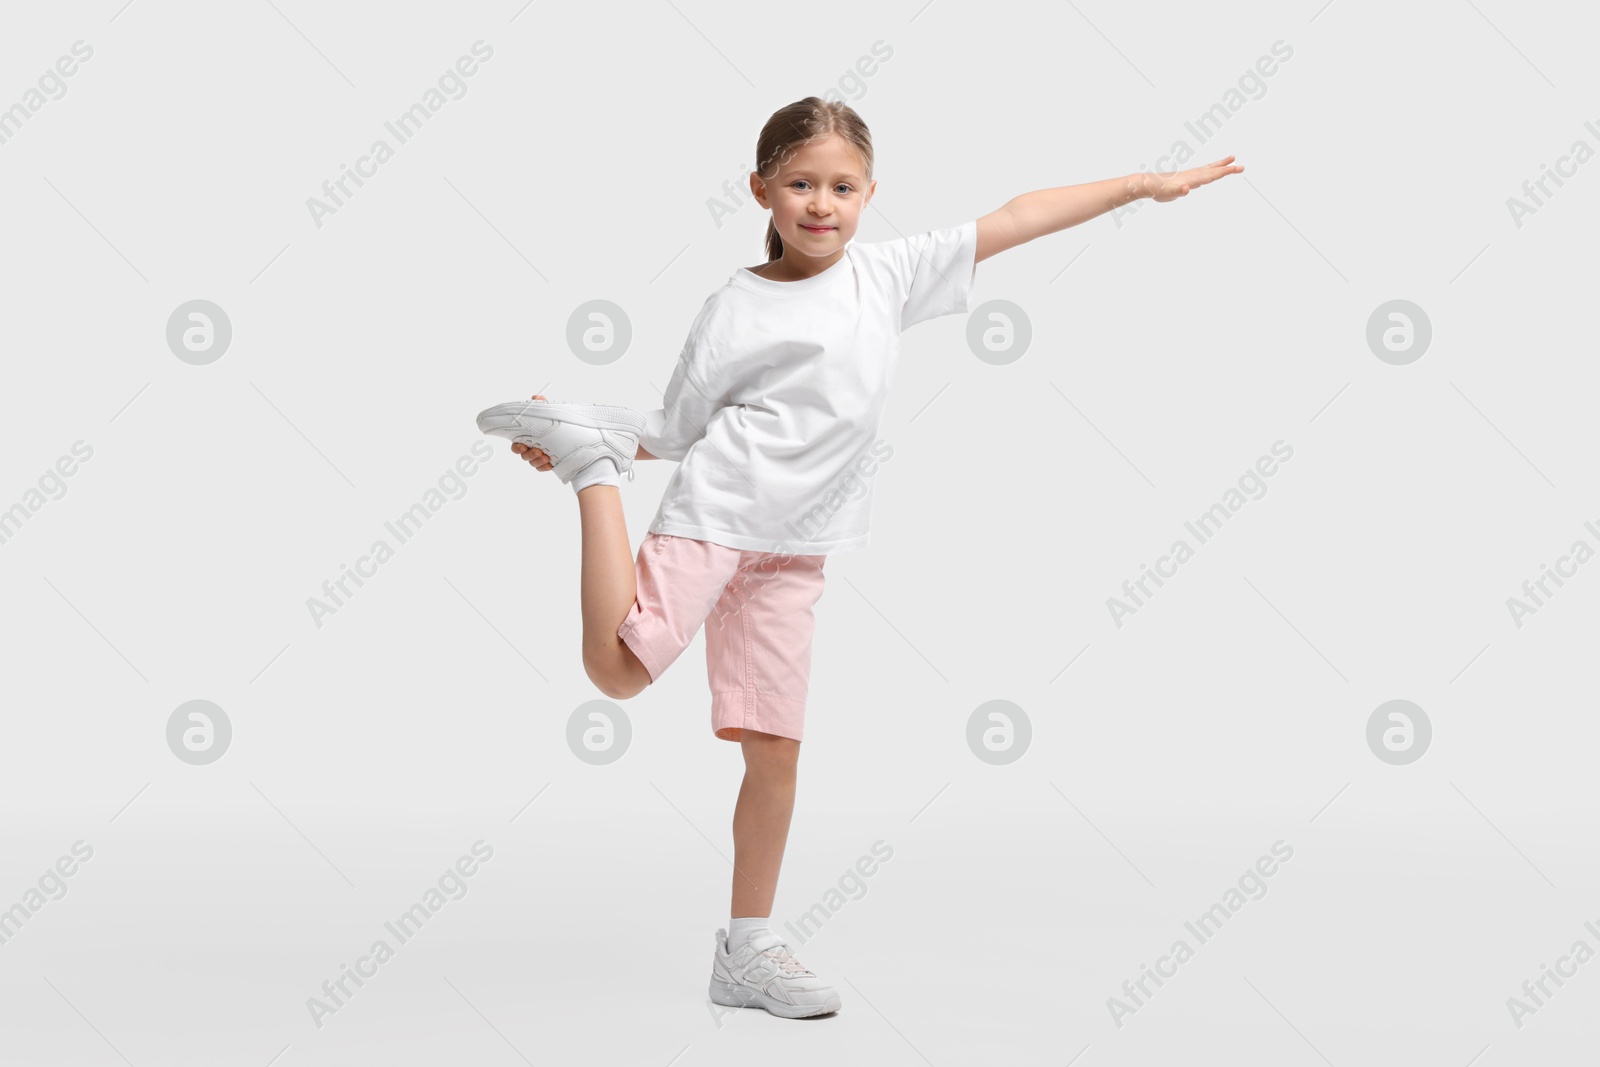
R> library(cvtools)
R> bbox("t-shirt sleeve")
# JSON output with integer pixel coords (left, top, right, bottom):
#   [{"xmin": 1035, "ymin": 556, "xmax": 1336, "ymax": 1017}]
[
  {"xmin": 637, "ymin": 327, "xmax": 727, "ymax": 463},
  {"xmin": 899, "ymin": 218, "xmax": 979, "ymax": 331}
]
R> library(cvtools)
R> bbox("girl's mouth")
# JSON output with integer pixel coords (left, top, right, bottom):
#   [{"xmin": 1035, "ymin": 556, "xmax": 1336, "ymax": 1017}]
[{"xmin": 800, "ymin": 225, "xmax": 834, "ymax": 234}]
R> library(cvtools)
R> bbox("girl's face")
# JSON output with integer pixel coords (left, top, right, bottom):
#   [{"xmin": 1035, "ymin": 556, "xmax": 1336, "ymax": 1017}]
[{"xmin": 751, "ymin": 132, "xmax": 876, "ymax": 258}]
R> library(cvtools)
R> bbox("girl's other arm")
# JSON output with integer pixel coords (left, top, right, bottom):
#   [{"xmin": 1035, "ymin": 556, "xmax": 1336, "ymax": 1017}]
[
  {"xmin": 635, "ymin": 335, "xmax": 727, "ymax": 463},
  {"xmin": 974, "ymin": 156, "xmax": 1243, "ymax": 264}
]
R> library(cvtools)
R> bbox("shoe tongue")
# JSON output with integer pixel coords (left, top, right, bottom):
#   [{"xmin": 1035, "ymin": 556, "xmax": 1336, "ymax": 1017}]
[{"xmin": 747, "ymin": 930, "xmax": 785, "ymax": 953}]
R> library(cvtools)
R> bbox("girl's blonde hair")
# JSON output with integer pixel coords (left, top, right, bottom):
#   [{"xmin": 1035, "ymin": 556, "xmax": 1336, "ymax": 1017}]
[{"xmin": 754, "ymin": 97, "xmax": 874, "ymax": 263}]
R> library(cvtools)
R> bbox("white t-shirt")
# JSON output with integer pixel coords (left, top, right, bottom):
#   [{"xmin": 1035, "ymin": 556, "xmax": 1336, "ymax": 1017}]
[{"xmin": 638, "ymin": 219, "xmax": 979, "ymax": 555}]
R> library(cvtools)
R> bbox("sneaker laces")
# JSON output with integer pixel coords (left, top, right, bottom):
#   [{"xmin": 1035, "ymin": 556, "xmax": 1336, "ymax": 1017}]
[{"xmin": 757, "ymin": 945, "xmax": 812, "ymax": 977}]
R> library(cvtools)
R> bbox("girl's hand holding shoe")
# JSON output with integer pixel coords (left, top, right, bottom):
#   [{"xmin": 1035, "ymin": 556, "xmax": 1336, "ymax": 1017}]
[{"xmin": 510, "ymin": 393, "xmax": 554, "ymax": 471}]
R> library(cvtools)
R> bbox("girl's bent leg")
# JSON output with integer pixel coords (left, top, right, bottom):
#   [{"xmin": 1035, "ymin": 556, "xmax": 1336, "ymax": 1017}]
[
  {"xmin": 576, "ymin": 484, "xmax": 651, "ymax": 699},
  {"xmin": 731, "ymin": 730, "xmax": 801, "ymax": 918}
]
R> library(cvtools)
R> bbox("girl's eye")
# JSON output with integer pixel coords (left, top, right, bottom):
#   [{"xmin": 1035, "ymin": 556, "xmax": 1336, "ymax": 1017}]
[{"xmin": 790, "ymin": 180, "xmax": 853, "ymax": 194}]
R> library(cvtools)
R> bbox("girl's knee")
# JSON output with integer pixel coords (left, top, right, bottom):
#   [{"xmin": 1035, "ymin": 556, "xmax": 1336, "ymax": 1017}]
[
  {"xmin": 741, "ymin": 731, "xmax": 800, "ymax": 767},
  {"xmin": 584, "ymin": 648, "xmax": 650, "ymax": 700}
]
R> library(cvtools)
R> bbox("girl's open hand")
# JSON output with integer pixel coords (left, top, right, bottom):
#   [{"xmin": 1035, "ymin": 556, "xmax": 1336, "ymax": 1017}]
[
  {"xmin": 1144, "ymin": 156, "xmax": 1243, "ymax": 203},
  {"xmin": 511, "ymin": 393, "xmax": 554, "ymax": 472}
]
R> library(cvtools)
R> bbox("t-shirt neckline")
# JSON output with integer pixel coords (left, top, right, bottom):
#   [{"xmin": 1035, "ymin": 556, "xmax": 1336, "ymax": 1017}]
[{"xmin": 733, "ymin": 246, "xmax": 853, "ymax": 295}]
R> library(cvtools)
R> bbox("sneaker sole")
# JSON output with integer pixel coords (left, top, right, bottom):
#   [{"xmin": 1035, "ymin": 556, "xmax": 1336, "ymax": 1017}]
[
  {"xmin": 476, "ymin": 401, "xmax": 646, "ymax": 441},
  {"xmin": 707, "ymin": 977, "xmax": 840, "ymax": 1019}
]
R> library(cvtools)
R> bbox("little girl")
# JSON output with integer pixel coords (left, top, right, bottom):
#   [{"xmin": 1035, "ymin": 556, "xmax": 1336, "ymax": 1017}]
[{"xmin": 477, "ymin": 96, "xmax": 1241, "ymax": 1019}]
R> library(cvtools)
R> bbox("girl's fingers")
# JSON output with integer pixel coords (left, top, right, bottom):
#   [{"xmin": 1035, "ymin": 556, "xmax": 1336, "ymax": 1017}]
[{"xmin": 509, "ymin": 426, "xmax": 550, "ymax": 469}]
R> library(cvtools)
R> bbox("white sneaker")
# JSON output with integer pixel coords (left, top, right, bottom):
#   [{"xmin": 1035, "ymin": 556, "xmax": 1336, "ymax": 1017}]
[
  {"xmin": 475, "ymin": 400, "xmax": 645, "ymax": 485},
  {"xmin": 708, "ymin": 928, "xmax": 841, "ymax": 1019}
]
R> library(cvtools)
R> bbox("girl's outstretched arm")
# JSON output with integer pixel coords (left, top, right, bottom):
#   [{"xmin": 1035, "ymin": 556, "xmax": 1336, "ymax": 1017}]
[{"xmin": 974, "ymin": 156, "xmax": 1243, "ymax": 264}]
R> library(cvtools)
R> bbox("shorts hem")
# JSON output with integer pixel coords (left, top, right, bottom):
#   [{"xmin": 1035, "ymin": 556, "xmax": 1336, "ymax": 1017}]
[
  {"xmin": 711, "ymin": 689, "xmax": 806, "ymax": 743},
  {"xmin": 616, "ymin": 616, "xmax": 667, "ymax": 683}
]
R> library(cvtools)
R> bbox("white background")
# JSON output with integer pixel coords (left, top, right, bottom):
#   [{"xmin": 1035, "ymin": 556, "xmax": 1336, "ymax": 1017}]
[{"xmin": 2, "ymin": 0, "xmax": 1597, "ymax": 1064}]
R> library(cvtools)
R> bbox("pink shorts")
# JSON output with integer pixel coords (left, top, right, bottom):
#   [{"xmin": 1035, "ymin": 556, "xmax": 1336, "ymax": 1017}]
[{"xmin": 616, "ymin": 532, "xmax": 828, "ymax": 743}]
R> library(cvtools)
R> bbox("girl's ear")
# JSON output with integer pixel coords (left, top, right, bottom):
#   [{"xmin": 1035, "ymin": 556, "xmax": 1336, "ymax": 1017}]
[{"xmin": 749, "ymin": 172, "xmax": 769, "ymax": 208}]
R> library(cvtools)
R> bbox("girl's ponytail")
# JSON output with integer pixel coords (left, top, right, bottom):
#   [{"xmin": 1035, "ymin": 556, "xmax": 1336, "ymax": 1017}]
[
  {"xmin": 764, "ymin": 217, "xmax": 783, "ymax": 263},
  {"xmin": 754, "ymin": 96, "xmax": 874, "ymax": 264}
]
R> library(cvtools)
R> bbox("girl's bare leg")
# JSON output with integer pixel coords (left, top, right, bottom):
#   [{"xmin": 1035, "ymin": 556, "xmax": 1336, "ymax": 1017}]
[
  {"xmin": 731, "ymin": 730, "xmax": 801, "ymax": 918},
  {"xmin": 575, "ymin": 484, "xmax": 652, "ymax": 698},
  {"xmin": 513, "ymin": 394, "xmax": 651, "ymax": 699}
]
